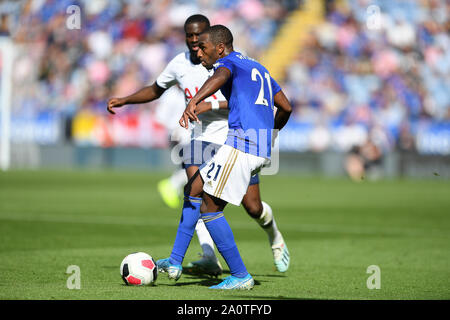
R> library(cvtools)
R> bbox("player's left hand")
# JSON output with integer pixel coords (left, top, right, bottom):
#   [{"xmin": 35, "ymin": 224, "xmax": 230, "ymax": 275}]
[
  {"xmin": 107, "ymin": 97, "xmax": 126, "ymax": 115},
  {"xmin": 180, "ymin": 100, "xmax": 200, "ymax": 129}
]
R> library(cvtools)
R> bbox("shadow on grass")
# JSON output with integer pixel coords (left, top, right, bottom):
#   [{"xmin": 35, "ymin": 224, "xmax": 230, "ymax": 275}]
[
  {"xmin": 155, "ymin": 278, "xmax": 219, "ymax": 288},
  {"xmin": 117, "ymin": 266, "xmax": 287, "ymax": 289},
  {"xmin": 252, "ymin": 274, "xmax": 287, "ymax": 278},
  {"xmin": 184, "ymin": 268, "xmax": 287, "ymax": 278}
]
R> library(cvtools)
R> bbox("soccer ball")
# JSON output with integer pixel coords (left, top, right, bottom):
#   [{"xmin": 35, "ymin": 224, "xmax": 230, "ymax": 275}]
[{"xmin": 120, "ymin": 252, "xmax": 158, "ymax": 286}]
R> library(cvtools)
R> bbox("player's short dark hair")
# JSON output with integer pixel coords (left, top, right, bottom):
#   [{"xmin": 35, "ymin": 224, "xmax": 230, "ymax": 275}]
[
  {"xmin": 203, "ymin": 25, "xmax": 233, "ymax": 48},
  {"xmin": 184, "ymin": 14, "xmax": 210, "ymax": 30}
]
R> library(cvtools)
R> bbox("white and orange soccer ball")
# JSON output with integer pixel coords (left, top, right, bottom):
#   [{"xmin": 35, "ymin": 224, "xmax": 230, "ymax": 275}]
[{"xmin": 120, "ymin": 252, "xmax": 158, "ymax": 286}]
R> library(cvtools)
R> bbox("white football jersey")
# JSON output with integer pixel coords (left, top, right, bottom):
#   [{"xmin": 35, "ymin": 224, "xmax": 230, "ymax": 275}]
[{"xmin": 156, "ymin": 51, "xmax": 229, "ymax": 145}]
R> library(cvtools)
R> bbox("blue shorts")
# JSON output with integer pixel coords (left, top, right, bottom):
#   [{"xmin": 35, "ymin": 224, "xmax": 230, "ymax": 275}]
[{"xmin": 181, "ymin": 140, "xmax": 259, "ymax": 185}]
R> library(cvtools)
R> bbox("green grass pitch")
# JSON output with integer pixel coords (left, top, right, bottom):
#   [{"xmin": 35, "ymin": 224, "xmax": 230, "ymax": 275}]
[{"xmin": 0, "ymin": 169, "xmax": 449, "ymax": 300}]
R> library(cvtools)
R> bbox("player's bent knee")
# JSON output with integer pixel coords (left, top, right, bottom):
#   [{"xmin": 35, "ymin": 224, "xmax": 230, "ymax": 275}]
[
  {"xmin": 243, "ymin": 201, "xmax": 263, "ymax": 218},
  {"xmin": 203, "ymin": 192, "xmax": 227, "ymax": 213},
  {"xmin": 200, "ymin": 201, "xmax": 208, "ymax": 214}
]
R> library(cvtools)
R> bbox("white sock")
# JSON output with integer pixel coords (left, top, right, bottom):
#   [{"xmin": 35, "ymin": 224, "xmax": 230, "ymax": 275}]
[
  {"xmin": 169, "ymin": 169, "xmax": 188, "ymax": 194},
  {"xmin": 256, "ymin": 201, "xmax": 283, "ymax": 246},
  {"xmin": 195, "ymin": 219, "xmax": 217, "ymax": 259}
]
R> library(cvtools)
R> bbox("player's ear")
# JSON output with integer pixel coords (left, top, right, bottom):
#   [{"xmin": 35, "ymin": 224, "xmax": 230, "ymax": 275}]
[{"xmin": 217, "ymin": 43, "xmax": 225, "ymax": 55}]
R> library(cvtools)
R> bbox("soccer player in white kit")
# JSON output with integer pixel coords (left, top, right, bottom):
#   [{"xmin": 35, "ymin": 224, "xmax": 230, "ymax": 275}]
[{"xmin": 107, "ymin": 15, "xmax": 289, "ymax": 275}]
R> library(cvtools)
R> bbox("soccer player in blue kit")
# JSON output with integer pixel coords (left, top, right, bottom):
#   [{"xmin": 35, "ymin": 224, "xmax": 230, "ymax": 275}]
[{"xmin": 157, "ymin": 25, "xmax": 292, "ymax": 289}]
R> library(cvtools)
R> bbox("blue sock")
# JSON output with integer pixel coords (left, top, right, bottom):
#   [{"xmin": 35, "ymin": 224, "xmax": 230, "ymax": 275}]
[
  {"xmin": 201, "ymin": 212, "xmax": 248, "ymax": 278},
  {"xmin": 169, "ymin": 195, "xmax": 202, "ymax": 265}
]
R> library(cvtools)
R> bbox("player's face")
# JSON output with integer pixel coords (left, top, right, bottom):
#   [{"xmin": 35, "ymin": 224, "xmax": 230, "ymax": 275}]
[
  {"xmin": 197, "ymin": 33, "xmax": 219, "ymax": 69},
  {"xmin": 185, "ymin": 22, "xmax": 208, "ymax": 61}
]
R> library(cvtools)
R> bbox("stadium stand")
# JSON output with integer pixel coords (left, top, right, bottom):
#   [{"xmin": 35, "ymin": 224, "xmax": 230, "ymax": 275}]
[{"xmin": 0, "ymin": 0, "xmax": 449, "ymax": 158}]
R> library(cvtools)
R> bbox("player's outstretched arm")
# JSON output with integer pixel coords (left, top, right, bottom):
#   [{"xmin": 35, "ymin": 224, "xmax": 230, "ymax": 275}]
[
  {"xmin": 273, "ymin": 90, "xmax": 292, "ymax": 131},
  {"xmin": 195, "ymin": 100, "xmax": 228, "ymax": 116},
  {"xmin": 107, "ymin": 82, "xmax": 166, "ymax": 115},
  {"xmin": 179, "ymin": 67, "xmax": 231, "ymax": 128}
]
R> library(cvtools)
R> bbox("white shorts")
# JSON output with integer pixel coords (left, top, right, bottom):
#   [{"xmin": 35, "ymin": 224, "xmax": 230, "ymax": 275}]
[{"xmin": 199, "ymin": 144, "xmax": 270, "ymax": 206}]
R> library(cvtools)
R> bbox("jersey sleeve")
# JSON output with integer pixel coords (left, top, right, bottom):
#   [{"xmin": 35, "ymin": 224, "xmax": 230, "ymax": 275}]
[
  {"xmin": 270, "ymin": 75, "xmax": 282, "ymax": 96},
  {"xmin": 214, "ymin": 57, "xmax": 234, "ymax": 75},
  {"xmin": 156, "ymin": 57, "xmax": 179, "ymax": 89}
]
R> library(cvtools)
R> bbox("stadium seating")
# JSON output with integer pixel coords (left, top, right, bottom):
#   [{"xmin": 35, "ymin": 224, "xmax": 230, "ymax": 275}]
[{"xmin": 0, "ymin": 0, "xmax": 448, "ymax": 155}]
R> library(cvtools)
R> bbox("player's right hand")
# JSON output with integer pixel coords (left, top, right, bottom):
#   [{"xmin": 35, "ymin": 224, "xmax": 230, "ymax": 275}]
[
  {"xmin": 179, "ymin": 100, "xmax": 200, "ymax": 129},
  {"xmin": 107, "ymin": 98, "xmax": 126, "ymax": 115}
]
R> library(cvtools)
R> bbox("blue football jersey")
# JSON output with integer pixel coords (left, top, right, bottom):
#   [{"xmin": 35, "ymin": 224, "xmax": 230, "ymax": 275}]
[{"xmin": 213, "ymin": 51, "xmax": 281, "ymax": 158}]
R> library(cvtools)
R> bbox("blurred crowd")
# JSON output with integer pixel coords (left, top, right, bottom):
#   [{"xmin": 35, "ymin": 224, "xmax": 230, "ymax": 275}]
[
  {"xmin": 282, "ymin": 0, "xmax": 450, "ymax": 156},
  {"xmin": 0, "ymin": 0, "xmax": 449, "ymax": 156}
]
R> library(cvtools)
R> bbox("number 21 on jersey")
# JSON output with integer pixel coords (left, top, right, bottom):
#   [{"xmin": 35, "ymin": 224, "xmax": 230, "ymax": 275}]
[{"xmin": 251, "ymin": 68, "xmax": 273, "ymax": 109}]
